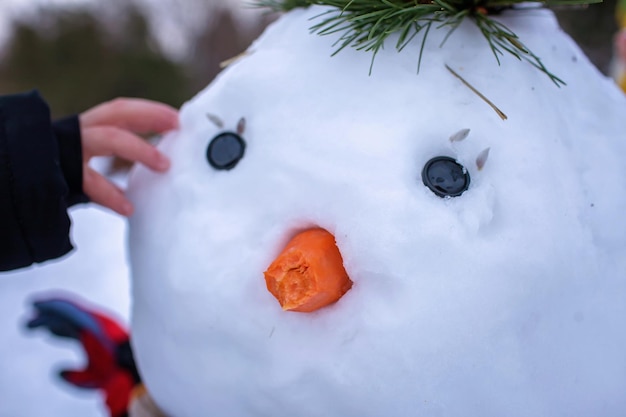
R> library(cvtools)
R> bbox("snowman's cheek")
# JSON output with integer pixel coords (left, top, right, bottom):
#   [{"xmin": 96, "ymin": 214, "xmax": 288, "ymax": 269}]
[{"xmin": 456, "ymin": 184, "xmax": 497, "ymax": 234}]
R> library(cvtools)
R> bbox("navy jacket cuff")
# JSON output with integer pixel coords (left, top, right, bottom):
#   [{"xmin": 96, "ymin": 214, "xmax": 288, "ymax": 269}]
[{"xmin": 53, "ymin": 115, "xmax": 89, "ymax": 206}]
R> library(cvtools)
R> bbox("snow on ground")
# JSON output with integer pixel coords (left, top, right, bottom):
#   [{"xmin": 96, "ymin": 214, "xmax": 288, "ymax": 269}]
[{"xmin": 0, "ymin": 205, "xmax": 130, "ymax": 417}]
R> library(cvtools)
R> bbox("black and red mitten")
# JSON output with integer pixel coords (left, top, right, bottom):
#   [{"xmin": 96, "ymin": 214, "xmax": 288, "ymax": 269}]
[{"xmin": 27, "ymin": 297, "xmax": 141, "ymax": 417}]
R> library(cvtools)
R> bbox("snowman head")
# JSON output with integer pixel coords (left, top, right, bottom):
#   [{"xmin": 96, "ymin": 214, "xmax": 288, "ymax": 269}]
[{"xmin": 127, "ymin": 5, "xmax": 626, "ymax": 417}]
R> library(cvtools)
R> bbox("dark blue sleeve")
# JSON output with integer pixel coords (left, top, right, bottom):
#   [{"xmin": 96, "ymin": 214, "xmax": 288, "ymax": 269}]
[
  {"xmin": 0, "ymin": 90, "xmax": 88, "ymax": 271},
  {"xmin": 53, "ymin": 115, "xmax": 89, "ymax": 207}
]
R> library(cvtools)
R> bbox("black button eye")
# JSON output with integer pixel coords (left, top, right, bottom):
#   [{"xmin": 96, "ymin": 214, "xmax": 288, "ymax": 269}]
[
  {"xmin": 422, "ymin": 156, "xmax": 470, "ymax": 197},
  {"xmin": 206, "ymin": 132, "xmax": 246, "ymax": 170}
]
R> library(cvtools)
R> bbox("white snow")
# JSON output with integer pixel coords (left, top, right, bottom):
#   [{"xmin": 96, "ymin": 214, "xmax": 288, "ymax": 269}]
[
  {"xmin": 1, "ymin": 5, "xmax": 624, "ymax": 417},
  {"xmin": 0, "ymin": 206, "xmax": 130, "ymax": 417},
  {"xmin": 127, "ymin": 5, "xmax": 626, "ymax": 417}
]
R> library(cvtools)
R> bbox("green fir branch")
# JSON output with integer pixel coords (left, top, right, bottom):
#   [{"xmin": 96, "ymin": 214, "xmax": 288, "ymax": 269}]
[{"xmin": 256, "ymin": 0, "xmax": 602, "ymax": 86}]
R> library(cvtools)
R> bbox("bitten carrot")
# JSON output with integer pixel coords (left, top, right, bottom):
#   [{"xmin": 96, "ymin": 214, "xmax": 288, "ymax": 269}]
[{"xmin": 264, "ymin": 228, "xmax": 353, "ymax": 313}]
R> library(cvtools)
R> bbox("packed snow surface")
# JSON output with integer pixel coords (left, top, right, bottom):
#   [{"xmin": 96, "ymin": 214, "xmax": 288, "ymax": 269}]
[
  {"xmin": 0, "ymin": 207, "xmax": 130, "ymax": 417},
  {"xmin": 128, "ymin": 6, "xmax": 626, "ymax": 417}
]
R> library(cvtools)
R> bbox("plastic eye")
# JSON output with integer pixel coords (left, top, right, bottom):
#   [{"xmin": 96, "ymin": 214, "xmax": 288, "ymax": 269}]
[
  {"xmin": 421, "ymin": 156, "xmax": 470, "ymax": 197},
  {"xmin": 206, "ymin": 132, "xmax": 246, "ymax": 170}
]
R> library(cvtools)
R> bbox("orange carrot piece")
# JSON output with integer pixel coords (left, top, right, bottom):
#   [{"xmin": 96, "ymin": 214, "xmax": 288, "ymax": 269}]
[{"xmin": 264, "ymin": 228, "xmax": 353, "ymax": 313}]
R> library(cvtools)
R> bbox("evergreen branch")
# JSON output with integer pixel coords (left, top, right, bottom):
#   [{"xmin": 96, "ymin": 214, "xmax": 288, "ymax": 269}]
[{"xmin": 255, "ymin": 0, "xmax": 602, "ymax": 86}]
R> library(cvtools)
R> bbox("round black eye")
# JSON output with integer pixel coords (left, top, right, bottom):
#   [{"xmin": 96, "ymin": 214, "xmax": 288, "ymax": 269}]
[
  {"xmin": 421, "ymin": 156, "xmax": 470, "ymax": 197},
  {"xmin": 206, "ymin": 132, "xmax": 246, "ymax": 170}
]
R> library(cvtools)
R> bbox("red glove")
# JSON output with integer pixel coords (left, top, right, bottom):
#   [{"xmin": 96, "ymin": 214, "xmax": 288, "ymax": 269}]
[{"xmin": 27, "ymin": 297, "xmax": 141, "ymax": 417}]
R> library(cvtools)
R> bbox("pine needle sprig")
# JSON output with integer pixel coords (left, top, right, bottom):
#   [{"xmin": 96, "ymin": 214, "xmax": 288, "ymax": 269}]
[
  {"xmin": 472, "ymin": 12, "xmax": 566, "ymax": 85},
  {"xmin": 256, "ymin": 0, "xmax": 602, "ymax": 86}
]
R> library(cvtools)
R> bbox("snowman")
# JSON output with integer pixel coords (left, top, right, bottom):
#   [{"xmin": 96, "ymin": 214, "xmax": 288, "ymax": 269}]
[{"xmin": 127, "ymin": 1, "xmax": 626, "ymax": 416}]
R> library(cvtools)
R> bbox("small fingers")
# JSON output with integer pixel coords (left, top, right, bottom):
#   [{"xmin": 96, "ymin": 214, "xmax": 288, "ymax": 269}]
[
  {"xmin": 83, "ymin": 167, "xmax": 134, "ymax": 216},
  {"xmin": 82, "ymin": 126, "xmax": 170, "ymax": 172},
  {"xmin": 80, "ymin": 98, "xmax": 179, "ymax": 134}
]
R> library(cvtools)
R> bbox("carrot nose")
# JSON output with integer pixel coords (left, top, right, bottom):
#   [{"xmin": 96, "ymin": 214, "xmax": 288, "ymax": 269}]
[{"xmin": 264, "ymin": 228, "xmax": 353, "ymax": 313}]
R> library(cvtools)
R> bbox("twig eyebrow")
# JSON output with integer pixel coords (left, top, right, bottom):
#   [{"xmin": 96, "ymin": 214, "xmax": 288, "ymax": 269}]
[{"xmin": 206, "ymin": 113, "xmax": 225, "ymax": 129}]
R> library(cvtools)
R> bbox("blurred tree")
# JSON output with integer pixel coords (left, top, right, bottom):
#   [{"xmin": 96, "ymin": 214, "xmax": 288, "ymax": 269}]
[
  {"xmin": 187, "ymin": 5, "xmax": 274, "ymax": 92},
  {"xmin": 555, "ymin": 0, "xmax": 619, "ymax": 74},
  {"xmin": 0, "ymin": 4, "xmax": 191, "ymax": 118},
  {"xmin": 0, "ymin": 0, "xmax": 616, "ymax": 120}
]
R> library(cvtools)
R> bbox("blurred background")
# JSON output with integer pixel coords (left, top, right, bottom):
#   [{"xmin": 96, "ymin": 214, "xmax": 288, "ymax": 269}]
[
  {"xmin": 0, "ymin": 0, "xmax": 273, "ymax": 117},
  {"xmin": 0, "ymin": 0, "xmax": 621, "ymax": 119}
]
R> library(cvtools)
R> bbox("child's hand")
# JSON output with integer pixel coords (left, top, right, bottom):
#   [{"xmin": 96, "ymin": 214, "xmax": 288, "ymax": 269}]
[{"xmin": 79, "ymin": 98, "xmax": 178, "ymax": 216}]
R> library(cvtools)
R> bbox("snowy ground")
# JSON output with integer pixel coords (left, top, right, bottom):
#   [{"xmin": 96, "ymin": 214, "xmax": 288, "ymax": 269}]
[{"xmin": 0, "ymin": 204, "xmax": 130, "ymax": 417}]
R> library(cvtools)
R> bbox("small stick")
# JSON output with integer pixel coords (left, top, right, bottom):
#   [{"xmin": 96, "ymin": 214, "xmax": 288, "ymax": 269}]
[
  {"xmin": 449, "ymin": 128, "xmax": 470, "ymax": 143},
  {"xmin": 445, "ymin": 64, "xmax": 508, "ymax": 121},
  {"xmin": 476, "ymin": 147, "xmax": 491, "ymax": 171},
  {"xmin": 220, "ymin": 50, "xmax": 252, "ymax": 68},
  {"xmin": 237, "ymin": 117, "xmax": 246, "ymax": 135},
  {"xmin": 206, "ymin": 113, "xmax": 224, "ymax": 129}
]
